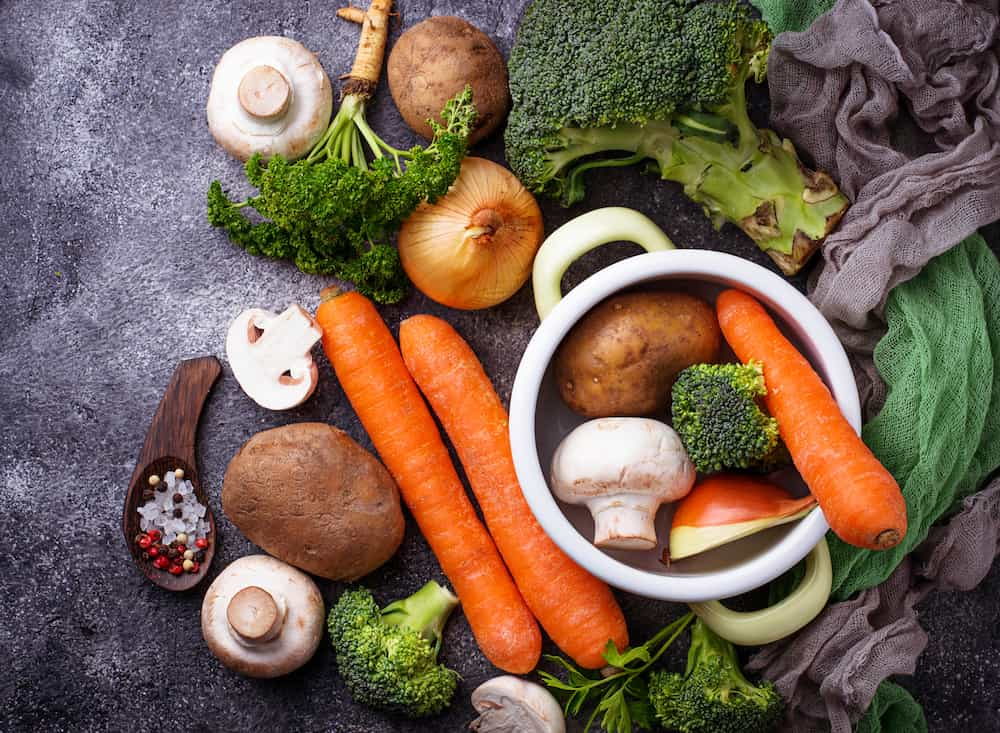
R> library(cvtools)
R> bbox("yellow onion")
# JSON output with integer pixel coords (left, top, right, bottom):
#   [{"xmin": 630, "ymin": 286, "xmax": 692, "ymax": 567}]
[{"xmin": 398, "ymin": 157, "xmax": 544, "ymax": 309}]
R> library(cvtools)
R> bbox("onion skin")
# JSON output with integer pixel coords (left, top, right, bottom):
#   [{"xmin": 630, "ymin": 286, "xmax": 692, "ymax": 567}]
[{"xmin": 398, "ymin": 157, "xmax": 544, "ymax": 310}]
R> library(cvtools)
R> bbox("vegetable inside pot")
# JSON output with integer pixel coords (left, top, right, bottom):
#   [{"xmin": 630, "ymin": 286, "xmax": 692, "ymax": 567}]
[{"xmin": 669, "ymin": 474, "xmax": 816, "ymax": 560}]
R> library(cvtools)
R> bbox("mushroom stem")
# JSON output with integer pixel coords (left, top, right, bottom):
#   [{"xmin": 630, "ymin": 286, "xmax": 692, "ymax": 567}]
[
  {"xmin": 227, "ymin": 586, "xmax": 287, "ymax": 645},
  {"xmin": 238, "ymin": 65, "xmax": 292, "ymax": 121},
  {"xmin": 588, "ymin": 496, "xmax": 659, "ymax": 551},
  {"xmin": 341, "ymin": 0, "xmax": 393, "ymax": 96}
]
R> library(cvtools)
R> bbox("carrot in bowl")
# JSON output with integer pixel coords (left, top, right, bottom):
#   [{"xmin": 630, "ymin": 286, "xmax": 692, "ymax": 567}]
[
  {"xmin": 715, "ymin": 288, "xmax": 906, "ymax": 550},
  {"xmin": 400, "ymin": 314, "xmax": 629, "ymax": 669},
  {"xmin": 315, "ymin": 289, "xmax": 541, "ymax": 674},
  {"xmin": 670, "ymin": 473, "xmax": 817, "ymax": 560}
]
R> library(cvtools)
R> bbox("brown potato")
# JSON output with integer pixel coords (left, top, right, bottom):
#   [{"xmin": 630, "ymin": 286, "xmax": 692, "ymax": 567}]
[
  {"xmin": 387, "ymin": 16, "xmax": 510, "ymax": 146},
  {"xmin": 555, "ymin": 291, "xmax": 721, "ymax": 417},
  {"xmin": 223, "ymin": 423, "xmax": 404, "ymax": 581}
]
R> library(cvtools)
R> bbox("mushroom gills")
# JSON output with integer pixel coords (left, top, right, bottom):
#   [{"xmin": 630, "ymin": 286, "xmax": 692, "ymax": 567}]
[
  {"xmin": 470, "ymin": 676, "xmax": 566, "ymax": 733},
  {"xmin": 225, "ymin": 305, "xmax": 323, "ymax": 410}
]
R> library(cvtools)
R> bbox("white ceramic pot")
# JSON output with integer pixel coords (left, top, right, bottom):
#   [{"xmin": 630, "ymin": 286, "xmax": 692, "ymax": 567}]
[{"xmin": 510, "ymin": 210, "xmax": 858, "ymax": 605}]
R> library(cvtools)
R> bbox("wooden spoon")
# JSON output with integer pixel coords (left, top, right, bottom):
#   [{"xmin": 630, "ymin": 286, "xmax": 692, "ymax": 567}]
[{"xmin": 122, "ymin": 356, "xmax": 222, "ymax": 591}]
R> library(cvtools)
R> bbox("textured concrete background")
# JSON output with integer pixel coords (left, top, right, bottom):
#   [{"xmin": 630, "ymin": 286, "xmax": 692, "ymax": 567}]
[{"xmin": 1, "ymin": 1, "xmax": 998, "ymax": 731}]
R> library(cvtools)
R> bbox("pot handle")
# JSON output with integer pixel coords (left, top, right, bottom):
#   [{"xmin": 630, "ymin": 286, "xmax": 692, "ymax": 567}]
[
  {"xmin": 532, "ymin": 207, "xmax": 676, "ymax": 320},
  {"xmin": 687, "ymin": 537, "xmax": 832, "ymax": 646}
]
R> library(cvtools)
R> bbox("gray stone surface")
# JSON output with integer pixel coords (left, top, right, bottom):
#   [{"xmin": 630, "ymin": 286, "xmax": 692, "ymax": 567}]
[{"xmin": 0, "ymin": 1, "xmax": 997, "ymax": 731}]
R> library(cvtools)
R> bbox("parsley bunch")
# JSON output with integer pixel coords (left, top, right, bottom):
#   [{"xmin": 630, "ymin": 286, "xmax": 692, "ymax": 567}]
[
  {"xmin": 539, "ymin": 612, "xmax": 694, "ymax": 733},
  {"xmin": 208, "ymin": 86, "xmax": 476, "ymax": 304}
]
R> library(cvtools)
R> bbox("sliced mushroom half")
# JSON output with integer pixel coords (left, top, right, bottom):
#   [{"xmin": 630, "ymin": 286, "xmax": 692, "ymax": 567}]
[
  {"xmin": 225, "ymin": 305, "xmax": 323, "ymax": 411},
  {"xmin": 470, "ymin": 676, "xmax": 566, "ymax": 733}
]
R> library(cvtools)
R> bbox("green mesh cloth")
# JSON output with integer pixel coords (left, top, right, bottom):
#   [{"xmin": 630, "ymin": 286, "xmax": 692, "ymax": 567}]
[
  {"xmin": 749, "ymin": 0, "xmax": 833, "ymax": 32},
  {"xmin": 830, "ymin": 235, "xmax": 1000, "ymax": 597},
  {"xmin": 854, "ymin": 683, "xmax": 927, "ymax": 733},
  {"xmin": 746, "ymin": 0, "xmax": 1000, "ymax": 730}
]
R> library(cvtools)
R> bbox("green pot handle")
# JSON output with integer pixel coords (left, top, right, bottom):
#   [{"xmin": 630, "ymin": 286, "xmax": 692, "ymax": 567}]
[
  {"xmin": 687, "ymin": 537, "xmax": 832, "ymax": 646},
  {"xmin": 532, "ymin": 207, "xmax": 676, "ymax": 320}
]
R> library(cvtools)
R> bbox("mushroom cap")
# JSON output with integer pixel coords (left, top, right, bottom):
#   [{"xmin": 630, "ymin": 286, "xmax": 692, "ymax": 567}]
[
  {"xmin": 550, "ymin": 418, "xmax": 695, "ymax": 549},
  {"xmin": 225, "ymin": 305, "xmax": 322, "ymax": 411},
  {"xmin": 550, "ymin": 417, "xmax": 695, "ymax": 502},
  {"xmin": 470, "ymin": 676, "xmax": 566, "ymax": 733},
  {"xmin": 207, "ymin": 36, "xmax": 332, "ymax": 162},
  {"xmin": 201, "ymin": 555, "xmax": 324, "ymax": 678}
]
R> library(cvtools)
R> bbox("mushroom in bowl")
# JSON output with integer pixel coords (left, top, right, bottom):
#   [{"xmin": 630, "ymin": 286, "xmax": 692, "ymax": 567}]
[{"xmin": 550, "ymin": 417, "xmax": 694, "ymax": 550}]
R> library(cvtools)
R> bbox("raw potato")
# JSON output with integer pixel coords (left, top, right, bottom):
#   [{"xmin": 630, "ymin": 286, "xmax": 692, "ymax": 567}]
[
  {"xmin": 223, "ymin": 423, "xmax": 404, "ymax": 580},
  {"xmin": 387, "ymin": 16, "xmax": 510, "ymax": 146},
  {"xmin": 555, "ymin": 291, "xmax": 721, "ymax": 417}
]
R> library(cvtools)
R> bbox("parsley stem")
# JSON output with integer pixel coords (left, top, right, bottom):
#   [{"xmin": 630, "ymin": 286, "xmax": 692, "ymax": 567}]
[
  {"xmin": 339, "ymin": 126, "xmax": 355, "ymax": 163},
  {"xmin": 357, "ymin": 118, "xmax": 385, "ymax": 160},
  {"xmin": 352, "ymin": 133, "xmax": 368, "ymax": 171}
]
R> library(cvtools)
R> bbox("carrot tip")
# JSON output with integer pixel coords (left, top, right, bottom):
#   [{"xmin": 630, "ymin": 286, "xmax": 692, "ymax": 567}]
[
  {"xmin": 874, "ymin": 529, "xmax": 902, "ymax": 550},
  {"xmin": 320, "ymin": 286, "xmax": 344, "ymax": 303}
]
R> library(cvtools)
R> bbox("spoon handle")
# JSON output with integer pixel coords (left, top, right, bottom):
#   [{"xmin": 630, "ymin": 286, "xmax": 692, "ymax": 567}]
[{"xmin": 136, "ymin": 356, "xmax": 222, "ymax": 469}]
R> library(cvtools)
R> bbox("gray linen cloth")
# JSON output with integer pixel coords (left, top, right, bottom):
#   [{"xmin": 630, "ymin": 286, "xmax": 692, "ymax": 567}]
[
  {"xmin": 768, "ymin": 0, "xmax": 1000, "ymax": 412},
  {"xmin": 741, "ymin": 0, "xmax": 1000, "ymax": 730}
]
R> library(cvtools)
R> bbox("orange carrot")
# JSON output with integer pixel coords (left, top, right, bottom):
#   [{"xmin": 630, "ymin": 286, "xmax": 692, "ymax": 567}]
[
  {"xmin": 315, "ymin": 289, "xmax": 541, "ymax": 673},
  {"xmin": 400, "ymin": 315, "xmax": 629, "ymax": 669},
  {"xmin": 672, "ymin": 474, "xmax": 817, "ymax": 529},
  {"xmin": 715, "ymin": 289, "xmax": 906, "ymax": 550}
]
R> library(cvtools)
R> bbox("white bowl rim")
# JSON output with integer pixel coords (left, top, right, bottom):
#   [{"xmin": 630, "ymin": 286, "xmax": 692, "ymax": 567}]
[{"xmin": 509, "ymin": 249, "xmax": 860, "ymax": 602}]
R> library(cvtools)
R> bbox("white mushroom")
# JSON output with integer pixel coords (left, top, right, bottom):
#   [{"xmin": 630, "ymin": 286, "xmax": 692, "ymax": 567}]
[
  {"xmin": 550, "ymin": 417, "xmax": 695, "ymax": 551},
  {"xmin": 469, "ymin": 676, "xmax": 566, "ymax": 733},
  {"xmin": 201, "ymin": 555, "xmax": 324, "ymax": 678},
  {"xmin": 226, "ymin": 305, "xmax": 322, "ymax": 410},
  {"xmin": 207, "ymin": 36, "xmax": 333, "ymax": 161}
]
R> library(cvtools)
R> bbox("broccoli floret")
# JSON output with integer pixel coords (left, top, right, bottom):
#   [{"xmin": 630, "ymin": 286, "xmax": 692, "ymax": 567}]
[
  {"xmin": 328, "ymin": 581, "xmax": 460, "ymax": 718},
  {"xmin": 505, "ymin": 0, "xmax": 848, "ymax": 274},
  {"xmin": 671, "ymin": 361, "xmax": 781, "ymax": 473},
  {"xmin": 649, "ymin": 619, "xmax": 784, "ymax": 733}
]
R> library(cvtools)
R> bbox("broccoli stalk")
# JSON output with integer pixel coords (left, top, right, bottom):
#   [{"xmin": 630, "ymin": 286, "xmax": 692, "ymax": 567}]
[
  {"xmin": 649, "ymin": 619, "xmax": 784, "ymax": 733},
  {"xmin": 207, "ymin": 0, "xmax": 476, "ymax": 303},
  {"xmin": 505, "ymin": 0, "xmax": 848, "ymax": 274},
  {"xmin": 327, "ymin": 581, "xmax": 460, "ymax": 718},
  {"xmin": 671, "ymin": 361, "xmax": 786, "ymax": 474},
  {"xmin": 380, "ymin": 579, "xmax": 458, "ymax": 652}
]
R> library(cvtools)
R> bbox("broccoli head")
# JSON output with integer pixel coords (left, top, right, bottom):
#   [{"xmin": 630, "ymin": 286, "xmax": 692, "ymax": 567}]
[
  {"xmin": 671, "ymin": 361, "xmax": 782, "ymax": 473},
  {"xmin": 328, "ymin": 581, "xmax": 459, "ymax": 718},
  {"xmin": 649, "ymin": 619, "xmax": 784, "ymax": 733},
  {"xmin": 505, "ymin": 0, "xmax": 848, "ymax": 274}
]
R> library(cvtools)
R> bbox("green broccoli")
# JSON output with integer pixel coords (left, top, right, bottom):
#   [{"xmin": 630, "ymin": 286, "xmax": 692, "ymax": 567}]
[
  {"xmin": 505, "ymin": 0, "xmax": 848, "ymax": 274},
  {"xmin": 327, "ymin": 581, "xmax": 460, "ymax": 718},
  {"xmin": 671, "ymin": 361, "xmax": 782, "ymax": 473},
  {"xmin": 648, "ymin": 619, "xmax": 784, "ymax": 733}
]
